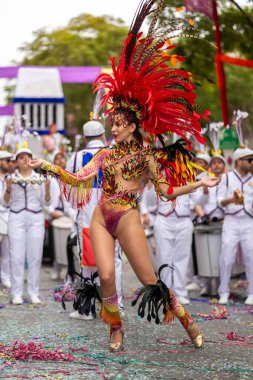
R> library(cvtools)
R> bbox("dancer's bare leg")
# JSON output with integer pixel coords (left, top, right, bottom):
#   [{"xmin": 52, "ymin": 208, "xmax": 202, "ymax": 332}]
[
  {"xmin": 90, "ymin": 207, "xmax": 116, "ymax": 297},
  {"xmin": 115, "ymin": 210, "xmax": 200, "ymax": 341},
  {"xmin": 90, "ymin": 207, "xmax": 121, "ymax": 344},
  {"xmin": 116, "ymin": 210, "xmax": 157, "ymax": 285}
]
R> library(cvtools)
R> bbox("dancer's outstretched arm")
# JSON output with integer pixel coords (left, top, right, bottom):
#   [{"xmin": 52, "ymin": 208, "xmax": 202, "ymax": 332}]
[
  {"xmin": 148, "ymin": 154, "xmax": 221, "ymax": 201},
  {"xmin": 26, "ymin": 149, "xmax": 106, "ymax": 186},
  {"xmin": 26, "ymin": 149, "xmax": 106, "ymax": 207},
  {"xmin": 160, "ymin": 176, "xmax": 221, "ymax": 200}
]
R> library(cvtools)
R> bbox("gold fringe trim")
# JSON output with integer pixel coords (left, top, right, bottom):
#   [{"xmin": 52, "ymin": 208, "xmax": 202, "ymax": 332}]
[
  {"xmin": 41, "ymin": 161, "xmax": 97, "ymax": 208},
  {"xmin": 100, "ymin": 304, "xmax": 122, "ymax": 336}
]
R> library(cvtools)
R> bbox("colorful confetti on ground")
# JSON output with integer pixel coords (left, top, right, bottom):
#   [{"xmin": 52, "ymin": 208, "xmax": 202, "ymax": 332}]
[{"xmin": 0, "ymin": 265, "xmax": 252, "ymax": 380}]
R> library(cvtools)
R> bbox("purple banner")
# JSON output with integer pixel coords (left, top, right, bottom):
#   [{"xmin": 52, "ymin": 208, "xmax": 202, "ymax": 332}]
[
  {"xmin": 0, "ymin": 66, "xmax": 101, "ymax": 83},
  {"xmin": 59, "ymin": 66, "xmax": 101, "ymax": 83},
  {"xmin": 0, "ymin": 104, "xmax": 14, "ymax": 116}
]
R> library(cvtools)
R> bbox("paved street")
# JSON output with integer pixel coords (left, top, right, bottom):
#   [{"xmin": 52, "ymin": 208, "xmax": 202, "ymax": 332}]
[{"xmin": 0, "ymin": 257, "xmax": 253, "ymax": 380}]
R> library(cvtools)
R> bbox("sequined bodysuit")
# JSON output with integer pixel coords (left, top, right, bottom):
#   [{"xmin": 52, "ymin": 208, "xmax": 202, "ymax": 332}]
[{"xmin": 41, "ymin": 140, "xmax": 167, "ymax": 237}]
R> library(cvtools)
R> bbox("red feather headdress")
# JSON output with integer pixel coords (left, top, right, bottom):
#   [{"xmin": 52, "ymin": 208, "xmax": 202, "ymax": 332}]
[{"xmin": 93, "ymin": 0, "xmax": 208, "ymax": 144}]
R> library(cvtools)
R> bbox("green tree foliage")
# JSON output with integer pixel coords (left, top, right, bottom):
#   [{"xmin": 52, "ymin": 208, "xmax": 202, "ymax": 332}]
[
  {"xmin": 13, "ymin": 2, "xmax": 253, "ymax": 140},
  {"xmin": 159, "ymin": 0, "xmax": 253, "ymax": 137},
  {"xmin": 18, "ymin": 14, "xmax": 128, "ymax": 133}
]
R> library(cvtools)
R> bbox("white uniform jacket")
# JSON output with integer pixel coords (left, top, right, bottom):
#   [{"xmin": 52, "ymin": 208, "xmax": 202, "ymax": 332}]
[
  {"xmin": 217, "ymin": 170, "xmax": 253, "ymax": 218},
  {"xmin": 1, "ymin": 170, "xmax": 51, "ymax": 213}
]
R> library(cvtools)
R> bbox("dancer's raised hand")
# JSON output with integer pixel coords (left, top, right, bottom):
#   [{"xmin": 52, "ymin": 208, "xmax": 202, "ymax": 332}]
[
  {"xmin": 201, "ymin": 175, "xmax": 221, "ymax": 188},
  {"xmin": 25, "ymin": 155, "xmax": 44, "ymax": 169}
]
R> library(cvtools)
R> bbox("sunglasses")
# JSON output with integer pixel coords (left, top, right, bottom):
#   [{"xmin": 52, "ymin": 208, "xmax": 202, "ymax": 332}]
[{"xmin": 242, "ymin": 158, "xmax": 253, "ymax": 163}]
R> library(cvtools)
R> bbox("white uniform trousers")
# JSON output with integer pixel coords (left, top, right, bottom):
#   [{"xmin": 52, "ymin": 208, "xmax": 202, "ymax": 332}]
[
  {"xmin": 9, "ymin": 211, "xmax": 45, "ymax": 297},
  {"xmin": 0, "ymin": 236, "xmax": 10, "ymax": 283},
  {"xmin": 154, "ymin": 214, "xmax": 193, "ymax": 298},
  {"xmin": 218, "ymin": 215, "xmax": 253, "ymax": 296},
  {"xmin": 76, "ymin": 212, "xmax": 123, "ymax": 309}
]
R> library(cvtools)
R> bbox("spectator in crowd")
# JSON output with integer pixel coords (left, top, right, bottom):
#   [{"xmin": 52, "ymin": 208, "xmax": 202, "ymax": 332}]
[{"xmin": 42, "ymin": 123, "xmax": 63, "ymax": 162}]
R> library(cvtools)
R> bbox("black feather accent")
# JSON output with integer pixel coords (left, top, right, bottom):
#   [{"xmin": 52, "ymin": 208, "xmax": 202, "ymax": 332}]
[
  {"xmin": 162, "ymin": 138, "xmax": 195, "ymax": 164},
  {"xmin": 132, "ymin": 264, "xmax": 174, "ymax": 323},
  {"xmin": 66, "ymin": 271, "xmax": 101, "ymax": 318},
  {"xmin": 125, "ymin": 0, "xmax": 157, "ymax": 68},
  {"xmin": 157, "ymin": 134, "xmax": 166, "ymax": 148}
]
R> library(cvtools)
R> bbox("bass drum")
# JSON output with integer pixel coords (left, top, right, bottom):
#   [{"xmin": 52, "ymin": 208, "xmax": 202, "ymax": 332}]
[
  {"xmin": 51, "ymin": 216, "xmax": 74, "ymax": 266},
  {"xmin": 194, "ymin": 223, "xmax": 244, "ymax": 278}
]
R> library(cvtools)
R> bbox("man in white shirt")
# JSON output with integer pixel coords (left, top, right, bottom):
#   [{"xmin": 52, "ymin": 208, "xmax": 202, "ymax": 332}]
[
  {"xmin": 186, "ymin": 153, "xmax": 211, "ymax": 292},
  {"xmin": 217, "ymin": 147, "xmax": 253, "ymax": 305},
  {"xmin": 193, "ymin": 154, "xmax": 226, "ymax": 296},
  {"xmin": 154, "ymin": 192, "xmax": 200, "ymax": 305}
]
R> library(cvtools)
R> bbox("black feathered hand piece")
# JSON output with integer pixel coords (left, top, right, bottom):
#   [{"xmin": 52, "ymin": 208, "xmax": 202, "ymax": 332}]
[
  {"xmin": 132, "ymin": 264, "xmax": 173, "ymax": 324},
  {"xmin": 63, "ymin": 271, "xmax": 102, "ymax": 318},
  {"xmin": 162, "ymin": 138, "xmax": 194, "ymax": 162}
]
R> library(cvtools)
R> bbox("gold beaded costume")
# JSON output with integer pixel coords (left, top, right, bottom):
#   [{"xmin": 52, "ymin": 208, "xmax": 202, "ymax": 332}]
[{"xmin": 42, "ymin": 139, "xmax": 196, "ymax": 237}]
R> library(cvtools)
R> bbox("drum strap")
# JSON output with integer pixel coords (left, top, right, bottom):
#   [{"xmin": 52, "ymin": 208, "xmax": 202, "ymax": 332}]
[
  {"xmin": 82, "ymin": 152, "xmax": 103, "ymax": 188},
  {"xmin": 73, "ymin": 152, "xmax": 78, "ymax": 173}
]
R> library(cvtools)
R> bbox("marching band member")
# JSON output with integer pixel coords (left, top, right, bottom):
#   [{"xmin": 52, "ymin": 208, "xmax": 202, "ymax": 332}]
[
  {"xmin": 2, "ymin": 148, "xmax": 51, "ymax": 305},
  {"xmin": 46, "ymin": 152, "xmax": 77, "ymax": 280},
  {"xmin": 193, "ymin": 123, "xmax": 226, "ymax": 296},
  {"xmin": 186, "ymin": 147, "xmax": 211, "ymax": 292},
  {"xmin": 154, "ymin": 192, "xmax": 200, "ymax": 305},
  {"xmin": 218, "ymin": 147, "xmax": 253, "ymax": 305},
  {"xmin": 0, "ymin": 150, "xmax": 13, "ymax": 288},
  {"xmin": 218, "ymin": 111, "xmax": 253, "ymax": 305}
]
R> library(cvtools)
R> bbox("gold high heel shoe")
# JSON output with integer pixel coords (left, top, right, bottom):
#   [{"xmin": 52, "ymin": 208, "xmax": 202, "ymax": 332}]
[
  {"xmin": 191, "ymin": 331, "xmax": 204, "ymax": 348},
  {"xmin": 109, "ymin": 331, "xmax": 124, "ymax": 352},
  {"xmin": 187, "ymin": 323, "xmax": 204, "ymax": 348}
]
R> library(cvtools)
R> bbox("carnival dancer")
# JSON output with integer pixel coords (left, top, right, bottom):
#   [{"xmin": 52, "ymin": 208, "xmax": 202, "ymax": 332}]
[
  {"xmin": 66, "ymin": 119, "xmax": 124, "ymax": 320},
  {"xmin": 27, "ymin": 0, "xmax": 221, "ymax": 351},
  {"xmin": 2, "ymin": 148, "xmax": 51, "ymax": 304},
  {"xmin": 217, "ymin": 111, "xmax": 253, "ymax": 305},
  {"xmin": 0, "ymin": 150, "xmax": 13, "ymax": 288}
]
